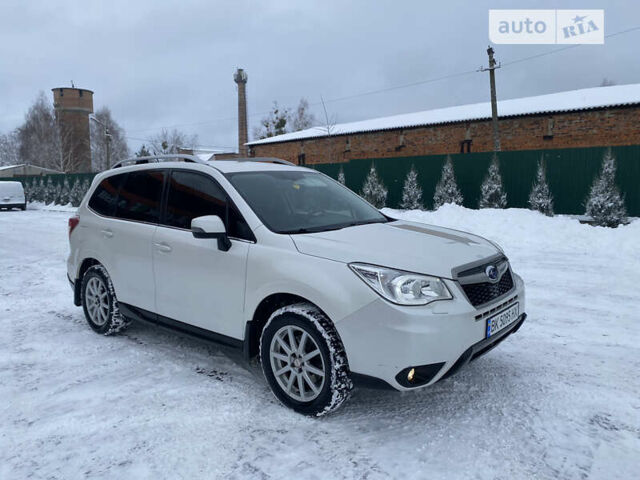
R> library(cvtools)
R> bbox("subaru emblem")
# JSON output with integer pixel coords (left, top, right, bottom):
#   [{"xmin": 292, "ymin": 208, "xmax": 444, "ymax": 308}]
[{"xmin": 485, "ymin": 265, "xmax": 499, "ymax": 281}]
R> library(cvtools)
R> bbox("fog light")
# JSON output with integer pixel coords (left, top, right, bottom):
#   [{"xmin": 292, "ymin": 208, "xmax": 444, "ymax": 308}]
[{"xmin": 407, "ymin": 368, "xmax": 415, "ymax": 383}]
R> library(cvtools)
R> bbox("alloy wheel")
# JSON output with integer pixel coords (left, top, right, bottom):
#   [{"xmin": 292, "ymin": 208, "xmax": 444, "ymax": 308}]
[
  {"xmin": 269, "ymin": 325, "xmax": 326, "ymax": 402},
  {"xmin": 85, "ymin": 276, "xmax": 109, "ymax": 326}
]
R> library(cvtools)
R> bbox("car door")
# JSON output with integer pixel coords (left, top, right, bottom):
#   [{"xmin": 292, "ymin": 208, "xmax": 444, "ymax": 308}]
[
  {"xmin": 152, "ymin": 169, "xmax": 253, "ymax": 340},
  {"xmin": 104, "ymin": 169, "xmax": 164, "ymax": 312}
]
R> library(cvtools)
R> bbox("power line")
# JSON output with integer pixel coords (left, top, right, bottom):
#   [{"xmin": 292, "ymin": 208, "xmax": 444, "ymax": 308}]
[
  {"xmin": 125, "ymin": 24, "xmax": 640, "ymax": 136},
  {"xmin": 502, "ymin": 25, "xmax": 640, "ymax": 67},
  {"xmin": 122, "ymin": 133, "xmax": 234, "ymax": 151}
]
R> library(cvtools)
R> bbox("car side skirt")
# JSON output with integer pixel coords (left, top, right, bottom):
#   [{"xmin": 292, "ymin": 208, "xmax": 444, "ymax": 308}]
[{"xmin": 118, "ymin": 302, "xmax": 244, "ymax": 350}]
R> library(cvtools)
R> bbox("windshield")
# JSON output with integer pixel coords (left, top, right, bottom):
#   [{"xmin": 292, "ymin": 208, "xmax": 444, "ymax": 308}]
[{"xmin": 226, "ymin": 170, "xmax": 388, "ymax": 234}]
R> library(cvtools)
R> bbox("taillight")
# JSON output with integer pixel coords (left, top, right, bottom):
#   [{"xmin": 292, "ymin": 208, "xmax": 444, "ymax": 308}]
[{"xmin": 68, "ymin": 215, "xmax": 80, "ymax": 237}]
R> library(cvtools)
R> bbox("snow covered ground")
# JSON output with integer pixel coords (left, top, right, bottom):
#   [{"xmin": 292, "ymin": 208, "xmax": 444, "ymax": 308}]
[{"xmin": 1, "ymin": 205, "xmax": 639, "ymax": 479}]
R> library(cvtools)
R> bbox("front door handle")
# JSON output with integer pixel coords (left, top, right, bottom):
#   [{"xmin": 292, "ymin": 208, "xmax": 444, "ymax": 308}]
[
  {"xmin": 154, "ymin": 242, "xmax": 172, "ymax": 253},
  {"xmin": 101, "ymin": 229, "xmax": 113, "ymax": 238}
]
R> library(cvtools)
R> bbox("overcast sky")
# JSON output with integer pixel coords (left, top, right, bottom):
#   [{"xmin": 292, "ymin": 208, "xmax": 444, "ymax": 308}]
[{"xmin": 1, "ymin": 0, "xmax": 638, "ymax": 153}]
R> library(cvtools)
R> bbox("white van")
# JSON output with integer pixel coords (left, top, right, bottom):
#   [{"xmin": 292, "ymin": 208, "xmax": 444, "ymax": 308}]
[{"xmin": 0, "ymin": 181, "xmax": 26, "ymax": 210}]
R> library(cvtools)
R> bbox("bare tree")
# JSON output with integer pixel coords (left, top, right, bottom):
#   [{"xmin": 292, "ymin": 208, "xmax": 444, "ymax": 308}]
[
  {"xmin": 0, "ymin": 130, "xmax": 20, "ymax": 166},
  {"xmin": 600, "ymin": 78, "xmax": 616, "ymax": 87},
  {"xmin": 320, "ymin": 95, "xmax": 337, "ymax": 136},
  {"xmin": 149, "ymin": 128, "xmax": 198, "ymax": 154},
  {"xmin": 17, "ymin": 92, "xmax": 62, "ymax": 169},
  {"xmin": 90, "ymin": 106, "xmax": 129, "ymax": 171},
  {"xmin": 291, "ymin": 98, "xmax": 315, "ymax": 131},
  {"xmin": 320, "ymin": 95, "xmax": 340, "ymax": 163}
]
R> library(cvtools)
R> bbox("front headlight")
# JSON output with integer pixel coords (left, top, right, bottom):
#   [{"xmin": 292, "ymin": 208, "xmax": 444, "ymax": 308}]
[{"xmin": 349, "ymin": 263, "xmax": 452, "ymax": 306}]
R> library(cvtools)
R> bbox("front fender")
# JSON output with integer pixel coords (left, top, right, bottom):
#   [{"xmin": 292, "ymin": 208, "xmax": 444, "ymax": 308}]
[{"xmin": 245, "ymin": 244, "xmax": 377, "ymax": 325}]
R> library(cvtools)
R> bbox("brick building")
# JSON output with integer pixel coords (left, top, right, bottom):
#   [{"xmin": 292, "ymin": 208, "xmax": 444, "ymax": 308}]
[{"xmin": 247, "ymin": 84, "xmax": 640, "ymax": 165}]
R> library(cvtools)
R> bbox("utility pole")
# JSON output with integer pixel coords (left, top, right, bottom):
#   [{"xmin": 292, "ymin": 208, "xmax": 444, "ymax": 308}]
[
  {"xmin": 479, "ymin": 46, "xmax": 501, "ymax": 152},
  {"xmin": 89, "ymin": 115, "xmax": 112, "ymax": 169}
]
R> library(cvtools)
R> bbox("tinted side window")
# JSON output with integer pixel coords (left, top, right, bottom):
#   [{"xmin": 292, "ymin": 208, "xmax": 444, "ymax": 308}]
[
  {"xmin": 164, "ymin": 171, "xmax": 253, "ymax": 240},
  {"xmin": 88, "ymin": 174, "xmax": 125, "ymax": 216},
  {"xmin": 115, "ymin": 170, "xmax": 164, "ymax": 223}
]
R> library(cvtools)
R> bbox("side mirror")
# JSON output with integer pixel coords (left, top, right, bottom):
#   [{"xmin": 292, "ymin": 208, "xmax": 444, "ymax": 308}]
[{"xmin": 191, "ymin": 215, "xmax": 231, "ymax": 251}]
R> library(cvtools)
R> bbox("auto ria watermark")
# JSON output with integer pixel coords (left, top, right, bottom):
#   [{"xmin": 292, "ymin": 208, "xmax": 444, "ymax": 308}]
[{"xmin": 489, "ymin": 10, "xmax": 604, "ymax": 44}]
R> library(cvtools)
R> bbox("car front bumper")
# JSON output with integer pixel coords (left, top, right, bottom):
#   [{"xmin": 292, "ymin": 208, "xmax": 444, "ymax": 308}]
[{"xmin": 336, "ymin": 273, "xmax": 526, "ymax": 391}]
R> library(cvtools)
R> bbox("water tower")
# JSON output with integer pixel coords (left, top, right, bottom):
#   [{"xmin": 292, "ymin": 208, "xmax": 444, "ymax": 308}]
[{"xmin": 51, "ymin": 87, "xmax": 94, "ymax": 172}]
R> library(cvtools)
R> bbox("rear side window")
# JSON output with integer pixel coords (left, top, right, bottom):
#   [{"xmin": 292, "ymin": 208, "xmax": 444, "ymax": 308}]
[
  {"xmin": 88, "ymin": 174, "xmax": 125, "ymax": 216},
  {"xmin": 115, "ymin": 170, "xmax": 164, "ymax": 224},
  {"xmin": 164, "ymin": 170, "xmax": 253, "ymax": 240}
]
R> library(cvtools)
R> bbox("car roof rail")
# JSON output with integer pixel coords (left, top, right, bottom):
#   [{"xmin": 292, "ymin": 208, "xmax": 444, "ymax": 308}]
[
  {"xmin": 225, "ymin": 157, "xmax": 296, "ymax": 166},
  {"xmin": 110, "ymin": 154, "xmax": 208, "ymax": 169}
]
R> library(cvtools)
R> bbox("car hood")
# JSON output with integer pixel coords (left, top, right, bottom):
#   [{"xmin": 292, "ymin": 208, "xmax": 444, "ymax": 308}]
[{"xmin": 290, "ymin": 220, "xmax": 500, "ymax": 279}]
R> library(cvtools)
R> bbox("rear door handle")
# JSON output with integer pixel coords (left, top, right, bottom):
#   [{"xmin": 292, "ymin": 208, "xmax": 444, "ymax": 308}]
[
  {"xmin": 154, "ymin": 242, "xmax": 172, "ymax": 253},
  {"xmin": 101, "ymin": 229, "xmax": 113, "ymax": 238}
]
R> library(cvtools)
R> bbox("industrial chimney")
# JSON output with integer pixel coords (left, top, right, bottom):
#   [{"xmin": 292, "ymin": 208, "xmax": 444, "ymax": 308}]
[
  {"xmin": 234, "ymin": 68, "xmax": 248, "ymax": 157},
  {"xmin": 51, "ymin": 87, "xmax": 94, "ymax": 172}
]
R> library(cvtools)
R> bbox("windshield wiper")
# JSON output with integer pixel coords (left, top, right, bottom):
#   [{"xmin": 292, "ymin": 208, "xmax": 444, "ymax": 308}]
[
  {"xmin": 283, "ymin": 225, "xmax": 346, "ymax": 234},
  {"xmin": 282, "ymin": 219, "xmax": 387, "ymax": 235}
]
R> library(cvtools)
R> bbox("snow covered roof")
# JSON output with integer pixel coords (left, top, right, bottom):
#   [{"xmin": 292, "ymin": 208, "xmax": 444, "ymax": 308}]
[
  {"xmin": 0, "ymin": 164, "xmax": 61, "ymax": 173},
  {"xmin": 247, "ymin": 84, "xmax": 640, "ymax": 146},
  {"xmin": 195, "ymin": 153, "xmax": 214, "ymax": 162}
]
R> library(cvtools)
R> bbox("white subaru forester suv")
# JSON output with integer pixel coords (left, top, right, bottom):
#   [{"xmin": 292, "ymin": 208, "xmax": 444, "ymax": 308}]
[{"xmin": 67, "ymin": 155, "xmax": 526, "ymax": 416}]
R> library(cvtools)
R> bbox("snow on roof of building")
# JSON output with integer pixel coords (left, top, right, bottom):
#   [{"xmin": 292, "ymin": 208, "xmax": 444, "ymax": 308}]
[
  {"xmin": 247, "ymin": 84, "xmax": 640, "ymax": 146},
  {"xmin": 0, "ymin": 164, "xmax": 61, "ymax": 172},
  {"xmin": 195, "ymin": 153, "xmax": 214, "ymax": 162}
]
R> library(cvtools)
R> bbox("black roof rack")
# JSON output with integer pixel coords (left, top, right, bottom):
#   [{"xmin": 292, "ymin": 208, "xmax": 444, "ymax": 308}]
[
  {"xmin": 110, "ymin": 154, "xmax": 296, "ymax": 170},
  {"xmin": 110, "ymin": 154, "xmax": 207, "ymax": 169}
]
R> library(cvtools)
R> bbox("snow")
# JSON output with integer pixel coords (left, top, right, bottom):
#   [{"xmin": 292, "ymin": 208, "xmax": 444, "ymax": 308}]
[
  {"xmin": 1, "ymin": 206, "xmax": 639, "ymax": 479},
  {"xmin": 247, "ymin": 83, "xmax": 640, "ymax": 145}
]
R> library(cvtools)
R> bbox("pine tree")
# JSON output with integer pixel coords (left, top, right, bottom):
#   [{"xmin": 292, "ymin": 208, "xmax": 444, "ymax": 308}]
[
  {"xmin": 34, "ymin": 177, "xmax": 45, "ymax": 203},
  {"xmin": 43, "ymin": 176, "xmax": 54, "ymax": 204},
  {"xmin": 22, "ymin": 179, "xmax": 32, "ymax": 204},
  {"xmin": 585, "ymin": 149, "xmax": 627, "ymax": 227},
  {"xmin": 399, "ymin": 165, "xmax": 423, "ymax": 210},
  {"xmin": 528, "ymin": 158, "xmax": 554, "ymax": 215},
  {"xmin": 81, "ymin": 178, "xmax": 91, "ymax": 200},
  {"xmin": 337, "ymin": 167, "xmax": 346, "ymax": 185},
  {"xmin": 69, "ymin": 178, "xmax": 82, "ymax": 207},
  {"xmin": 433, "ymin": 156, "xmax": 463, "ymax": 209},
  {"xmin": 52, "ymin": 180, "xmax": 63, "ymax": 205},
  {"xmin": 59, "ymin": 177, "xmax": 71, "ymax": 206},
  {"xmin": 135, "ymin": 144, "xmax": 151, "ymax": 157},
  {"xmin": 360, "ymin": 164, "xmax": 387, "ymax": 209},
  {"xmin": 479, "ymin": 155, "xmax": 507, "ymax": 209}
]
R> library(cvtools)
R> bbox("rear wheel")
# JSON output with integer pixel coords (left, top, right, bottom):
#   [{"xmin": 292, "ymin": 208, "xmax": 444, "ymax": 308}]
[
  {"xmin": 260, "ymin": 303, "xmax": 352, "ymax": 416},
  {"xmin": 81, "ymin": 265, "xmax": 130, "ymax": 335}
]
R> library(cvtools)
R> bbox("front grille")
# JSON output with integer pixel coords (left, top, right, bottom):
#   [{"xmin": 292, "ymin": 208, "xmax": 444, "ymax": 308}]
[{"xmin": 461, "ymin": 269, "xmax": 514, "ymax": 307}]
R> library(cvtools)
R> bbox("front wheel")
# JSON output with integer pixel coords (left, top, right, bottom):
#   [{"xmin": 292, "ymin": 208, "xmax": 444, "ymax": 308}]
[
  {"xmin": 81, "ymin": 264, "xmax": 130, "ymax": 335},
  {"xmin": 260, "ymin": 303, "xmax": 353, "ymax": 416}
]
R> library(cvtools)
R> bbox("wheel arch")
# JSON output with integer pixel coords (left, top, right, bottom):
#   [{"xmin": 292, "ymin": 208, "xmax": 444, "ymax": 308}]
[
  {"xmin": 243, "ymin": 293, "xmax": 330, "ymax": 361},
  {"xmin": 74, "ymin": 257, "xmax": 102, "ymax": 306}
]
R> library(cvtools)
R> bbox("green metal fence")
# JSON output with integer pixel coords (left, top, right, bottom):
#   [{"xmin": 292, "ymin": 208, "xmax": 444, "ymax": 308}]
[
  {"xmin": 311, "ymin": 145, "xmax": 640, "ymax": 216},
  {"xmin": 0, "ymin": 172, "xmax": 98, "ymax": 206},
  {"xmin": 3, "ymin": 145, "xmax": 638, "ymax": 215}
]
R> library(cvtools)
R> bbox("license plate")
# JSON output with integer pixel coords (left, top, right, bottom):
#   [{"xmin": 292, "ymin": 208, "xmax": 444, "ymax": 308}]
[{"xmin": 486, "ymin": 303, "xmax": 519, "ymax": 338}]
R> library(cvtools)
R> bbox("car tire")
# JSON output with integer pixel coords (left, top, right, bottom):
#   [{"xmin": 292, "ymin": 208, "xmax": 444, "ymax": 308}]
[
  {"xmin": 260, "ymin": 303, "xmax": 353, "ymax": 416},
  {"xmin": 81, "ymin": 264, "xmax": 131, "ymax": 335},
  {"xmin": 21, "ymin": 203, "xmax": 26, "ymax": 211}
]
